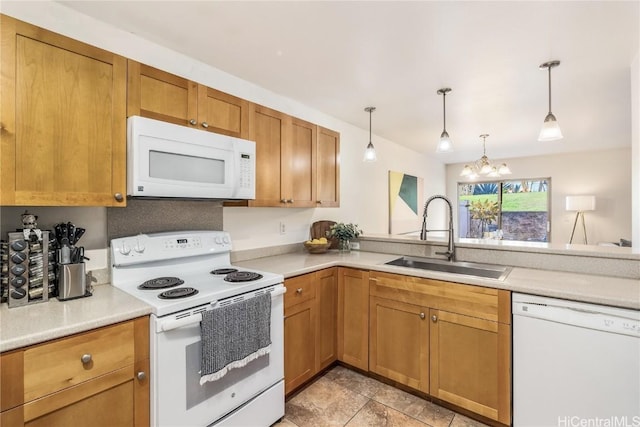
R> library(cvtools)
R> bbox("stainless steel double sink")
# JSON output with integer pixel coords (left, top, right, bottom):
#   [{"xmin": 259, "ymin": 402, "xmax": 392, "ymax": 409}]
[{"xmin": 384, "ymin": 256, "xmax": 512, "ymax": 281}]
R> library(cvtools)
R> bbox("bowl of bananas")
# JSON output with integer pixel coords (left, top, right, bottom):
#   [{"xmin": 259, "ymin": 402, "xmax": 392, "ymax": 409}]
[{"xmin": 303, "ymin": 237, "xmax": 332, "ymax": 254}]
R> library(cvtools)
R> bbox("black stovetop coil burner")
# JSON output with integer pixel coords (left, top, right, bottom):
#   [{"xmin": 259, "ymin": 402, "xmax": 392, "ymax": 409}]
[
  {"xmin": 158, "ymin": 287, "xmax": 199, "ymax": 299},
  {"xmin": 138, "ymin": 277, "xmax": 184, "ymax": 290},
  {"xmin": 224, "ymin": 271, "xmax": 263, "ymax": 283}
]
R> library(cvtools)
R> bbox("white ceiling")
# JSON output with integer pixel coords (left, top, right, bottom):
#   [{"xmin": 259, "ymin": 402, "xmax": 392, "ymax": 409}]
[{"xmin": 57, "ymin": 1, "xmax": 639, "ymax": 164}]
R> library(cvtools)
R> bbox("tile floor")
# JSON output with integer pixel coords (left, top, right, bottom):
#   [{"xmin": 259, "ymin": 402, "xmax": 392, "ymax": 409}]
[{"xmin": 275, "ymin": 365, "xmax": 489, "ymax": 427}]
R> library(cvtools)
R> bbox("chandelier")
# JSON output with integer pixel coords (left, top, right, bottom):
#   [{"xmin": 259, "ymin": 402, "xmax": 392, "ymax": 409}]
[{"xmin": 460, "ymin": 134, "xmax": 511, "ymax": 179}]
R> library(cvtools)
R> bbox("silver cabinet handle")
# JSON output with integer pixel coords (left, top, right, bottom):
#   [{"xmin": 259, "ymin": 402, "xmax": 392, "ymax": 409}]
[
  {"xmin": 432, "ymin": 315, "xmax": 438, "ymax": 322},
  {"xmin": 137, "ymin": 371, "xmax": 147, "ymax": 381},
  {"xmin": 280, "ymin": 199, "xmax": 287, "ymax": 203},
  {"xmin": 287, "ymin": 199, "xmax": 294, "ymax": 203},
  {"xmin": 201, "ymin": 122, "xmax": 209, "ymax": 128},
  {"xmin": 296, "ymin": 288, "xmax": 303, "ymax": 294},
  {"xmin": 114, "ymin": 193, "xmax": 124, "ymax": 202},
  {"xmin": 419, "ymin": 312, "xmax": 425, "ymax": 319},
  {"xmin": 81, "ymin": 354, "xmax": 92, "ymax": 364},
  {"xmin": 189, "ymin": 119, "xmax": 197, "ymax": 125}
]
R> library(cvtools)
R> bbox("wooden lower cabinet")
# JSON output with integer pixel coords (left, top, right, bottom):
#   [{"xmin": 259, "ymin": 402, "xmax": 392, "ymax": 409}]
[
  {"xmin": 369, "ymin": 271, "xmax": 511, "ymax": 425},
  {"xmin": 430, "ymin": 309, "xmax": 511, "ymax": 424},
  {"xmin": 315, "ymin": 268, "xmax": 338, "ymax": 371},
  {"xmin": 0, "ymin": 317, "xmax": 149, "ymax": 427},
  {"xmin": 369, "ymin": 296, "xmax": 429, "ymax": 393},
  {"xmin": 337, "ymin": 268, "xmax": 369, "ymax": 371},
  {"xmin": 284, "ymin": 269, "xmax": 337, "ymax": 395},
  {"xmin": 284, "ymin": 297, "xmax": 316, "ymax": 395}
]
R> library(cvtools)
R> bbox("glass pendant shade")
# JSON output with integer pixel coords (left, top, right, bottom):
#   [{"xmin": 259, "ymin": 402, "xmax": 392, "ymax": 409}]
[
  {"xmin": 460, "ymin": 165, "xmax": 473, "ymax": 177},
  {"xmin": 363, "ymin": 106, "xmax": 377, "ymax": 162},
  {"xmin": 538, "ymin": 113, "xmax": 563, "ymax": 141},
  {"xmin": 436, "ymin": 131, "xmax": 453, "ymax": 153},
  {"xmin": 538, "ymin": 60, "xmax": 563, "ymax": 142},
  {"xmin": 497, "ymin": 163, "xmax": 512, "ymax": 175},
  {"xmin": 436, "ymin": 88, "xmax": 453, "ymax": 152},
  {"xmin": 363, "ymin": 142, "xmax": 377, "ymax": 162}
]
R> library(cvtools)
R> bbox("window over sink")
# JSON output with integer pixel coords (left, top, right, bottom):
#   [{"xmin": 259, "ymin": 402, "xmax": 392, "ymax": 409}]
[{"xmin": 457, "ymin": 178, "xmax": 550, "ymax": 242}]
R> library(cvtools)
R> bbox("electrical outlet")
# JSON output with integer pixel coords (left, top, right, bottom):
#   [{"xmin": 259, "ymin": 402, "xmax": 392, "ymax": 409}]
[{"xmin": 279, "ymin": 222, "xmax": 286, "ymax": 235}]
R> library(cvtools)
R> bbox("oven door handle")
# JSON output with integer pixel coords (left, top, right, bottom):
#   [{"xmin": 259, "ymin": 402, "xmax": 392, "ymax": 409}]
[
  {"xmin": 158, "ymin": 313, "xmax": 207, "ymax": 332},
  {"xmin": 157, "ymin": 286, "xmax": 286, "ymax": 332}
]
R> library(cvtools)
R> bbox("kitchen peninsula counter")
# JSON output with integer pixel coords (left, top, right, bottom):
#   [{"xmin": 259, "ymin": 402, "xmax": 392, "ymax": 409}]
[
  {"xmin": 0, "ymin": 285, "xmax": 152, "ymax": 352},
  {"xmin": 235, "ymin": 250, "xmax": 640, "ymax": 311},
  {"xmin": 2, "ymin": 248, "xmax": 638, "ymax": 353}
]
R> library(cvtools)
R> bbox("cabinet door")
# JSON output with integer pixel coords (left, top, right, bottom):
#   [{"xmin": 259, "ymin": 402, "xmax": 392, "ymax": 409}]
[
  {"xmin": 197, "ymin": 86, "xmax": 249, "ymax": 139},
  {"xmin": 0, "ymin": 16, "xmax": 126, "ymax": 207},
  {"xmin": 369, "ymin": 296, "xmax": 429, "ymax": 393},
  {"xmin": 316, "ymin": 127, "xmax": 340, "ymax": 207},
  {"xmin": 429, "ymin": 309, "xmax": 511, "ymax": 424},
  {"xmin": 127, "ymin": 60, "xmax": 198, "ymax": 127},
  {"xmin": 337, "ymin": 268, "xmax": 369, "ymax": 370},
  {"xmin": 249, "ymin": 104, "xmax": 287, "ymax": 206},
  {"xmin": 284, "ymin": 298, "xmax": 316, "ymax": 395},
  {"xmin": 284, "ymin": 117, "xmax": 316, "ymax": 207},
  {"xmin": 315, "ymin": 268, "xmax": 337, "ymax": 371}
]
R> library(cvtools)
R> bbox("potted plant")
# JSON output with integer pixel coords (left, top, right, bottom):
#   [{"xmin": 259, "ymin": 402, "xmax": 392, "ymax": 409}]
[
  {"xmin": 469, "ymin": 199, "xmax": 499, "ymax": 237},
  {"xmin": 328, "ymin": 223, "xmax": 362, "ymax": 252}
]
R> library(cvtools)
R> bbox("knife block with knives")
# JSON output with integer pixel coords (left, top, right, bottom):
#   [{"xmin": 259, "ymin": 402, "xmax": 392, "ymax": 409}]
[{"xmin": 55, "ymin": 222, "xmax": 91, "ymax": 301}]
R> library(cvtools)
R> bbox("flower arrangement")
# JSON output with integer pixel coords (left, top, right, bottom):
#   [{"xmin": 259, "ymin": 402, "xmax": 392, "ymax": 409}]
[{"xmin": 327, "ymin": 223, "xmax": 362, "ymax": 241}]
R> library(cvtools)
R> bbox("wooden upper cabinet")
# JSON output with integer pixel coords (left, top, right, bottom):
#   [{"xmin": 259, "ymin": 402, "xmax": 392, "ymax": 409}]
[
  {"xmin": 286, "ymin": 117, "xmax": 317, "ymax": 208},
  {"xmin": 249, "ymin": 104, "xmax": 287, "ymax": 206},
  {"xmin": 127, "ymin": 60, "xmax": 197, "ymax": 127},
  {"xmin": 127, "ymin": 60, "xmax": 249, "ymax": 139},
  {"xmin": 316, "ymin": 127, "xmax": 340, "ymax": 207},
  {"xmin": 197, "ymin": 86, "xmax": 250, "ymax": 139},
  {"xmin": 0, "ymin": 15, "xmax": 127, "ymax": 207}
]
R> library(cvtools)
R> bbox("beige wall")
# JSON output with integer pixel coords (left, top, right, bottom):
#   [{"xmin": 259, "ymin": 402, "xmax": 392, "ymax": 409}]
[{"xmin": 446, "ymin": 147, "xmax": 632, "ymax": 245}]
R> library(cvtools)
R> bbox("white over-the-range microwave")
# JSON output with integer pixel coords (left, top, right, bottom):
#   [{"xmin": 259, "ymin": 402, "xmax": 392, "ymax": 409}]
[{"xmin": 127, "ymin": 115, "xmax": 256, "ymax": 200}]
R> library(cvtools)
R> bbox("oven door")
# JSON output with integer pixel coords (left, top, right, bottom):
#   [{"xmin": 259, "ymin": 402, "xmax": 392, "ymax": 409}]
[{"xmin": 150, "ymin": 285, "xmax": 284, "ymax": 427}]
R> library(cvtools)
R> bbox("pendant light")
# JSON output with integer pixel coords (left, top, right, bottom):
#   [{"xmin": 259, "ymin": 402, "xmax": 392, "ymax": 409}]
[
  {"xmin": 460, "ymin": 134, "xmax": 511, "ymax": 179},
  {"xmin": 436, "ymin": 88, "xmax": 453, "ymax": 153},
  {"xmin": 363, "ymin": 106, "xmax": 377, "ymax": 162},
  {"xmin": 538, "ymin": 60, "xmax": 563, "ymax": 141}
]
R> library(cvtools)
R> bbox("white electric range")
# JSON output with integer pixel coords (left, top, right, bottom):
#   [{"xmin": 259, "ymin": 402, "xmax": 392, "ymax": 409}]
[{"xmin": 110, "ymin": 230, "xmax": 285, "ymax": 427}]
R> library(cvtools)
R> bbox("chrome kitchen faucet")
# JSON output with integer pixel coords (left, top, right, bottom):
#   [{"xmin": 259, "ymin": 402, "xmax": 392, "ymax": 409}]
[{"xmin": 420, "ymin": 195, "xmax": 456, "ymax": 261}]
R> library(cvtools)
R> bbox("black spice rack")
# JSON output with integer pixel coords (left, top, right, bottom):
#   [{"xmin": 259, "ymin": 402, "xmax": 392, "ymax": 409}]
[{"xmin": 4, "ymin": 231, "xmax": 56, "ymax": 308}]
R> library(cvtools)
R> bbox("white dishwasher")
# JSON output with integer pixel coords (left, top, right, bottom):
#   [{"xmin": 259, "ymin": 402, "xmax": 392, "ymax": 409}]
[{"xmin": 513, "ymin": 293, "xmax": 640, "ymax": 427}]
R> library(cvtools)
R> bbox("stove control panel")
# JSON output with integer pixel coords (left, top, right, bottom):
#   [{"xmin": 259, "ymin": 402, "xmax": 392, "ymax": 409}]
[{"xmin": 111, "ymin": 231, "xmax": 232, "ymax": 267}]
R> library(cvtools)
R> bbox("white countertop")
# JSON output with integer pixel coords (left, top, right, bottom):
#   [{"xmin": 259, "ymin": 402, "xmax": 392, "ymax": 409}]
[
  {"xmin": 235, "ymin": 250, "xmax": 640, "ymax": 310},
  {"xmin": 0, "ymin": 285, "xmax": 152, "ymax": 353},
  {"xmin": 2, "ymin": 249, "xmax": 638, "ymax": 353}
]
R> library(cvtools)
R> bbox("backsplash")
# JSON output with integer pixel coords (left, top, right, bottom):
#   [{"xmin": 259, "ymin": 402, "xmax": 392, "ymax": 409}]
[
  {"xmin": 1, "ymin": 199, "xmax": 224, "ymax": 249},
  {"xmin": 107, "ymin": 198, "xmax": 223, "ymax": 240}
]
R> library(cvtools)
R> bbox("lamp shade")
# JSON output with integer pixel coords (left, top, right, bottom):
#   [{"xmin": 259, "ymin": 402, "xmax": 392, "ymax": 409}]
[
  {"xmin": 538, "ymin": 114, "xmax": 563, "ymax": 141},
  {"xmin": 565, "ymin": 195, "xmax": 596, "ymax": 212}
]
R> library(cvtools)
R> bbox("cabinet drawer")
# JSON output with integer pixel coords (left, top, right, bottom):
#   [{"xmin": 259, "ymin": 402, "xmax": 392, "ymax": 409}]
[
  {"xmin": 284, "ymin": 274, "xmax": 316, "ymax": 311},
  {"xmin": 23, "ymin": 321, "xmax": 135, "ymax": 402}
]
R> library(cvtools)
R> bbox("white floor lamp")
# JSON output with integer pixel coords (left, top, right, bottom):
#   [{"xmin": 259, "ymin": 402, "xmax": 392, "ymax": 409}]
[{"xmin": 566, "ymin": 195, "xmax": 596, "ymax": 244}]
